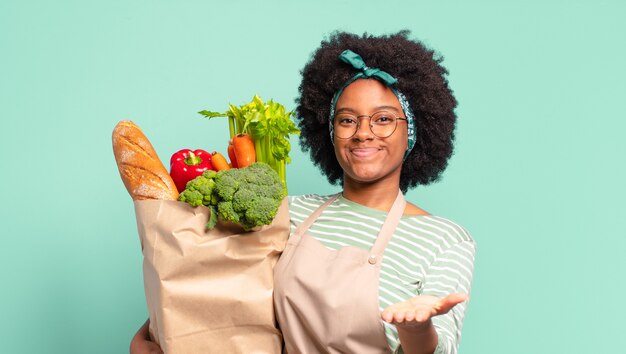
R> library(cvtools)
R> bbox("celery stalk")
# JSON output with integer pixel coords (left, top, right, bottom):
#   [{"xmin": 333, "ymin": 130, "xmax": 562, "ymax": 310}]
[
  {"xmin": 254, "ymin": 138, "xmax": 264, "ymax": 164},
  {"xmin": 205, "ymin": 96, "xmax": 299, "ymax": 193},
  {"xmin": 228, "ymin": 116, "xmax": 235, "ymax": 140},
  {"xmin": 279, "ymin": 159, "xmax": 287, "ymax": 194}
]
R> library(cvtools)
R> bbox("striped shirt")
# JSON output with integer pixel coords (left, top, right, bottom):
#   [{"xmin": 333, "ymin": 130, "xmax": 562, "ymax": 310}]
[{"xmin": 288, "ymin": 194, "xmax": 476, "ymax": 354}]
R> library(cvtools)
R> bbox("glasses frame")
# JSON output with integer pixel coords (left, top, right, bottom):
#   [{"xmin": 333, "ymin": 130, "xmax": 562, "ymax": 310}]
[{"xmin": 333, "ymin": 113, "xmax": 408, "ymax": 139}]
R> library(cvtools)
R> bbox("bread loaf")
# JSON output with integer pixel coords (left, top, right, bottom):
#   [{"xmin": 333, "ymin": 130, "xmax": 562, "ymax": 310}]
[{"xmin": 112, "ymin": 120, "xmax": 179, "ymax": 200}]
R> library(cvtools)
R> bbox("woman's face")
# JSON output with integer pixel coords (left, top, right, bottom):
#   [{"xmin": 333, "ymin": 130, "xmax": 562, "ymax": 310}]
[{"xmin": 333, "ymin": 78, "xmax": 408, "ymax": 188}]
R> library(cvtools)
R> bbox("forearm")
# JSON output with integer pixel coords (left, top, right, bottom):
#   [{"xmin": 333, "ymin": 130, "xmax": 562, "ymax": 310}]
[{"xmin": 397, "ymin": 320, "xmax": 438, "ymax": 354}]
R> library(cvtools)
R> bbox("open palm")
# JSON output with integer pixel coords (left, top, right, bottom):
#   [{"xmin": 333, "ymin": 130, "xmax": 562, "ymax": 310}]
[{"xmin": 381, "ymin": 293, "xmax": 468, "ymax": 328}]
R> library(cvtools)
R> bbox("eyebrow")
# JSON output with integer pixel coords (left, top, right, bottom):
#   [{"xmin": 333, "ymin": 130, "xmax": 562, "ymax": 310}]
[{"xmin": 335, "ymin": 105, "xmax": 402, "ymax": 115}]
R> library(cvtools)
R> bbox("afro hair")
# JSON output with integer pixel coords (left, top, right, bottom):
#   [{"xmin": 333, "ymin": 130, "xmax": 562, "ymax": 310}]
[{"xmin": 295, "ymin": 30, "xmax": 458, "ymax": 192}]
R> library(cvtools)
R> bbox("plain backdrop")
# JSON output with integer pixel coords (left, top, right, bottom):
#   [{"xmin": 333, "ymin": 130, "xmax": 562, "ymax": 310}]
[{"xmin": 1, "ymin": 1, "xmax": 625, "ymax": 353}]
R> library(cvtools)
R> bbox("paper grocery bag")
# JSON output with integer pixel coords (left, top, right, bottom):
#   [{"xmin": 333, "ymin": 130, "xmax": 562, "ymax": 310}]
[{"xmin": 134, "ymin": 198, "xmax": 290, "ymax": 354}]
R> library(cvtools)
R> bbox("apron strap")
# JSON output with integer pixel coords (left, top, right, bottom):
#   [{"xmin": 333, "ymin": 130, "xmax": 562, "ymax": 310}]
[
  {"xmin": 367, "ymin": 190, "xmax": 406, "ymax": 265},
  {"xmin": 293, "ymin": 190, "xmax": 406, "ymax": 266},
  {"xmin": 293, "ymin": 193, "xmax": 341, "ymax": 237}
]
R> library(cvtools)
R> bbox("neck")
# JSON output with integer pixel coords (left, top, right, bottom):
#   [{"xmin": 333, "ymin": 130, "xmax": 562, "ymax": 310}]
[{"xmin": 342, "ymin": 177, "xmax": 400, "ymax": 213}]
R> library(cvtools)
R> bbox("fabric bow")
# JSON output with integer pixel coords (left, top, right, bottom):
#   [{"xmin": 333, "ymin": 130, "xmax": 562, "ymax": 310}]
[{"xmin": 339, "ymin": 50, "xmax": 398, "ymax": 86}]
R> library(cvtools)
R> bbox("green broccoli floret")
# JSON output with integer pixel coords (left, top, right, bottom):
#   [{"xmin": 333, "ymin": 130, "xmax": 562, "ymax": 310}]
[
  {"xmin": 232, "ymin": 188, "xmax": 256, "ymax": 212},
  {"xmin": 178, "ymin": 162, "xmax": 285, "ymax": 231},
  {"xmin": 213, "ymin": 168, "xmax": 241, "ymax": 202},
  {"xmin": 178, "ymin": 189, "xmax": 204, "ymax": 207},
  {"xmin": 178, "ymin": 170, "xmax": 218, "ymax": 207},
  {"xmin": 217, "ymin": 200, "xmax": 239, "ymax": 223},
  {"xmin": 215, "ymin": 162, "xmax": 285, "ymax": 230},
  {"xmin": 240, "ymin": 162, "xmax": 276, "ymax": 186},
  {"xmin": 243, "ymin": 196, "xmax": 281, "ymax": 227}
]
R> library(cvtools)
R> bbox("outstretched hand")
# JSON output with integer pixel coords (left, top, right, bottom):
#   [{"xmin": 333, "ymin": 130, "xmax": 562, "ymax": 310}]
[{"xmin": 381, "ymin": 293, "xmax": 468, "ymax": 329}]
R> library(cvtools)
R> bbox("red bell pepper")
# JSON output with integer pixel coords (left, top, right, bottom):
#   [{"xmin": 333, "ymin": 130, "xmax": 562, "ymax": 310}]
[{"xmin": 169, "ymin": 149, "xmax": 214, "ymax": 192}]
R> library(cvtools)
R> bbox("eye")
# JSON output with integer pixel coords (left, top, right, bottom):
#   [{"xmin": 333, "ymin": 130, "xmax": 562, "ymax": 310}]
[
  {"xmin": 373, "ymin": 113, "xmax": 394, "ymax": 125},
  {"xmin": 336, "ymin": 116, "xmax": 357, "ymax": 126}
]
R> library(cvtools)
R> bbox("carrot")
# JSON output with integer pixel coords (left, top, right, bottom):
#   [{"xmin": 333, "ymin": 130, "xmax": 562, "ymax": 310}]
[
  {"xmin": 232, "ymin": 133, "xmax": 256, "ymax": 168},
  {"xmin": 227, "ymin": 140, "xmax": 238, "ymax": 168},
  {"xmin": 211, "ymin": 152, "xmax": 231, "ymax": 171}
]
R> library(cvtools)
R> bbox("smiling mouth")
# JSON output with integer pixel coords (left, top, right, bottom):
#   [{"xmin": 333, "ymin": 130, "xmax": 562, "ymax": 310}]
[{"xmin": 350, "ymin": 148, "xmax": 380, "ymax": 158}]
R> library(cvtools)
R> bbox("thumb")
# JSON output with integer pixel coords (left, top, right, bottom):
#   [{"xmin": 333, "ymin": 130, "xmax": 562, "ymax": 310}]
[{"xmin": 434, "ymin": 293, "xmax": 468, "ymax": 314}]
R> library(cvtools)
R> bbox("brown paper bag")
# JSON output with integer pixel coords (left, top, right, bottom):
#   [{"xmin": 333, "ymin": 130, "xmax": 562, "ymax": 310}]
[{"xmin": 134, "ymin": 198, "xmax": 290, "ymax": 354}]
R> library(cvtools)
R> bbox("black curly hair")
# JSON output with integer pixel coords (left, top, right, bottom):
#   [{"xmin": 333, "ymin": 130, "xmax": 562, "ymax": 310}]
[{"xmin": 295, "ymin": 30, "xmax": 458, "ymax": 192}]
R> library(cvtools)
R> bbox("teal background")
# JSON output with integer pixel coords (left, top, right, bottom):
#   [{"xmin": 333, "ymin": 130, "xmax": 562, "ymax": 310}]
[{"xmin": 1, "ymin": 0, "xmax": 625, "ymax": 353}]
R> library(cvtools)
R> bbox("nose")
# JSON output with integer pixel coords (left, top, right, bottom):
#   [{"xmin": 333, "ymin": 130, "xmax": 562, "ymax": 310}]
[{"xmin": 353, "ymin": 116, "xmax": 374, "ymax": 140}]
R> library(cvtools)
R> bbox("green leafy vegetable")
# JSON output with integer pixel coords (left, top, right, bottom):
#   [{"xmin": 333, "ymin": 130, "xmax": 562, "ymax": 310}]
[
  {"xmin": 199, "ymin": 95, "xmax": 300, "ymax": 193},
  {"xmin": 178, "ymin": 162, "xmax": 285, "ymax": 231}
]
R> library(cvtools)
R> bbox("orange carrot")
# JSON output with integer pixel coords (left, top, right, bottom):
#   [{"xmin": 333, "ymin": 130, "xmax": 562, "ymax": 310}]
[
  {"xmin": 227, "ymin": 140, "xmax": 238, "ymax": 168},
  {"xmin": 211, "ymin": 152, "xmax": 231, "ymax": 171},
  {"xmin": 232, "ymin": 133, "xmax": 256, "ymax": 168}
]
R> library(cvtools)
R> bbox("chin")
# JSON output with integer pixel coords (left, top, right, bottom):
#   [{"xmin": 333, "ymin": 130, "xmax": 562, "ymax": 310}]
[
  {"xmin": 342, "ymin": 158, "xmax": 403, "ymax": 186},
  {"xmin": 345, "ymin": 168, "xmax": 385, "ymax": 184}
]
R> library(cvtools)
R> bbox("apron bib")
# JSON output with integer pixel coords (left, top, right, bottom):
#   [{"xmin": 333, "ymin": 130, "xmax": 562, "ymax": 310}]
[{"xmin": 274, "ymin": 191, "xmax": 406, "ymax": 354}]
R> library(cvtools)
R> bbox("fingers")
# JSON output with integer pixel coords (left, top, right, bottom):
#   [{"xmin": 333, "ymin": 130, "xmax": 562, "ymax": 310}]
[
  {"xmin": 381, "ymin": 308, "xmax": 410, "ymax": 323},
  {"xmin": 381, "ymin": 292, "xmax": 469, "ymax": 325},
  {"xmin": 130, "ymin": 337, "xmax": 164, "ymax": 354},
  {"xmin": 381, "ymin": 307, "xmax": 412, "ymax": 323},
  {"xmin": 145, "ymin": 342, "xmax": 164, "ymax": 354},
  {"xmin": 434, "ymin": 293, "xmax": 468, "ymax": 315},
  {"xmin": 381, "ymin": 307, "xmax": 435, "ymax": 324},
  {"xmin": 381, "ymin": 308, "xmax": 395, "ymax": 323}
]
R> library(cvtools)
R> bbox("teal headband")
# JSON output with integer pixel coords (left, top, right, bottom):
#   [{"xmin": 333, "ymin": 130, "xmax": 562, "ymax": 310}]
[{"xmin": 329, "ymin": 49, "xmax": 417, "ymax": 159}]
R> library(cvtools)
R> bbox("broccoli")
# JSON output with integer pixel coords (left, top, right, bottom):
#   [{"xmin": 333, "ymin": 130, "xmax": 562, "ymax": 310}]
[
  {"xmin": 178, "ymin": 170, "xmax": 218, "ymax": 207},
  {"xmin": 178, "ymin": 162, "xmax": 285, "ymax": 231}
]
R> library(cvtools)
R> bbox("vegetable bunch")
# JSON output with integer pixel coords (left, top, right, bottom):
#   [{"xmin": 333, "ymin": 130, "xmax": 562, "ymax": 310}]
[
  {"xmin": 199, "ymin": 95, "xmax": 300, "ymax": 192},
  {"xmin": 178, "ymin": 162, "xmax": 285, "ymax": 231}
]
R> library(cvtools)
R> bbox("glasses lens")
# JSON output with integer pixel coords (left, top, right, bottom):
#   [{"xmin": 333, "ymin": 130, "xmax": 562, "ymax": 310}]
[
  {"xmin": 370, "ymin": 112, "xmax": 397, "ymax": 138},
  {"xmin": 334, "ymin": 115, "xmax": 358, "ymax": 139}
]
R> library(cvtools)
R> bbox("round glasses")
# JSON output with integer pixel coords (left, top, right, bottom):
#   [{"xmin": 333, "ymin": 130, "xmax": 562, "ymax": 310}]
[{"xmin": 333, "ymin": 112, "xmax": 407, "ymax": 139}]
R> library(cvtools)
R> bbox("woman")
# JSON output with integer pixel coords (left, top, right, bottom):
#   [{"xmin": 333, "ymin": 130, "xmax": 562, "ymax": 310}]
[{"xmin": 131, "ymin": 30, "xmax": 475, "ymax": 354}]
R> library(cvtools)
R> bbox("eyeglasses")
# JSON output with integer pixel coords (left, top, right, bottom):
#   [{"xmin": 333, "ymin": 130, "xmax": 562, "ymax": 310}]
[{"xmin": 333, "ymin": 112, "xmax": 407, "ymax": 139}]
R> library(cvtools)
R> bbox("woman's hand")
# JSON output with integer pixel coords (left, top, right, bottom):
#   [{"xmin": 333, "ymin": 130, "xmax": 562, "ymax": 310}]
[
  {"xmin": 381, "ymin": 293, "xmax": 468, "ymax": 329},
  {"xmin": 129, "ymin": 319, "xmax": 163, "ymax": 354},
  {"xmin": 381, "ymin": 293, "xmax": 468, "ymax": 354}
]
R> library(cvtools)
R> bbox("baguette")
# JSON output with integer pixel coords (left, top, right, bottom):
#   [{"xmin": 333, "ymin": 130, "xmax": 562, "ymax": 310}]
[{"xmin": 112, "ymin": 120, "xmax": 179, "ymax": 200}]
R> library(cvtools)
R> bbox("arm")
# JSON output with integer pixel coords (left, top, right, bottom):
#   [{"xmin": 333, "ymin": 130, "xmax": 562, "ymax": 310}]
[
  {"xmin": 382, "ymin": 240, "xmax": 476, "ymax": 354},
  {"xmin": 129, "ymin": 319, "xmax": 163, "ymax": 354},
  {"xmin": 382, "ymin": 293, "xmax": 469, "ymax": 354},
  {"xmin": 396, "ymin": 320, "xmax": 438, "ymax": 354}
]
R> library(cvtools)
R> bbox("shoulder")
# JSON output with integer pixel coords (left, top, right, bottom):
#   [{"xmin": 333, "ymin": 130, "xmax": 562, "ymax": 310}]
[
  {"xmin": 288, "ymin": 193, "xmax": 334, "ymax": 207},
  {"xmin": 287, "ymin": 194, "xmax": 337, "ymax": 216},
  {"xmin": 404, "ymin": 202, "xmax": 430, "ymax": 216},
  {"xmin": 397, "ymin": 212, "xmax": 476, "ymax": 251},
  {"xmin": 287, "ymin": 194, "xmax": 341, "ymax": 231}
]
